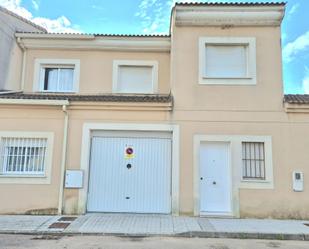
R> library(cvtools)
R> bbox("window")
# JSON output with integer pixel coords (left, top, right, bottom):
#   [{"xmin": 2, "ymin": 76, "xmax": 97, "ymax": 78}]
[
  {"xmin": 42, "ymin": 67, "xmax": 74, "ymax": 92},
  {"xmin": 0, "ymin": 137, "xmax": 47, "ymax": 175},
  {"xmin": 205, "ymin": 45, "xmax": 247, "ymax": 78},
  {"xmin": 113, "ymin": 60, "xmax": 158, "ymax": 94},
  {"xmin": 199, "ymin": 37, "xmax": 256, "ymax": 85},
  {"xmin": 34, "ymin": 59, "xmax": 80, "ymax": 92},
  {"xmin": 242, "ymin": 142, "xmax": 265, "ymax": 180}
]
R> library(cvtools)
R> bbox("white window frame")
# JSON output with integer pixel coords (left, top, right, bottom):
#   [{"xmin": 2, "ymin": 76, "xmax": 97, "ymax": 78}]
[
  {"xmin": 112, "ymin": 60, "xmax": 158, "ymax": 94},
  {"xmin": 0, "ymin": 132, "xmax": 54, "ymax": 184},
  {"xmin": 239, "ymin": 137, "xmax": 273, "ymax": 185},
  {"xmin": 241, "ymin": 141, "xmax": 266, "ymax": 181},
  {"xmin": 198, "ymin": 37, "xmax": 256, "ymax": 85},
  {"xmin": 33, "ymin": 59, "xmax": 80, "ymax": 93}
]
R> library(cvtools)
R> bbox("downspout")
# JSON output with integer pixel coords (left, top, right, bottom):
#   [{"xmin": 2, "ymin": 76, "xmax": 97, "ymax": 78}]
[
  {"xmin": 16, "ymin": 37, "xmax": 26, "ymax": 91},
  {"xmin": 58, "ymin": 104, "xmax": 69, "ymax": 215}
]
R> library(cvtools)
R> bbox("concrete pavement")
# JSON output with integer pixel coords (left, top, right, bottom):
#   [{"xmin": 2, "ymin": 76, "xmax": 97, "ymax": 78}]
[{"xmin": 1, "ymin": 214, "xmax": 309, "ymax": 240}]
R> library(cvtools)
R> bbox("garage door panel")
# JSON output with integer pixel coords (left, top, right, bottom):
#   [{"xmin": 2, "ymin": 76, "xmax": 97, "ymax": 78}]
[
  {"xmin": 87, "ymin": 137, "xmax": 126, "ymax": 212},
  {"xmin": 87, "ymin": 134, "xmax": 172, "ymax": 213}
]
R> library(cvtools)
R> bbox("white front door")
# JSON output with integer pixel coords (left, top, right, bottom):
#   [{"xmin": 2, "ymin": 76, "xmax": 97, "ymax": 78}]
[
  {"xmin": 87, "ymin": 132, "xmax": 172, "ymax": 214},
  {"xmin": 199, "ymin": 142, "xmax": 232, "ymax": 215}
]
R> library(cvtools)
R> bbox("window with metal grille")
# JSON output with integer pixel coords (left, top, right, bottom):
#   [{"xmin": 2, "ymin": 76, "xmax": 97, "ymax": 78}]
[
  {"xmin": 0, "ymin": 138, "xmax": 47, "ymax": 175},
  {"xmin": 242, "ymin": 142, "xmax": 265, "ymax": 180}
]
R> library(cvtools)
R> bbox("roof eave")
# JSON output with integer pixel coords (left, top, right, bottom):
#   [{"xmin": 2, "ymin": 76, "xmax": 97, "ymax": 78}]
[
  {"xmin": 15, "ymin": 33, "xmax": 171, "ymax": 52},
  {"xmin": 174, "ymin": 4, "xmax": 285, "ymax": 27}
]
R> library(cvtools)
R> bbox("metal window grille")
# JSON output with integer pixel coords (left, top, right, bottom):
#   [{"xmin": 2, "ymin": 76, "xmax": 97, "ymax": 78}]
[
  {"xmin": 0, "ymin": 137, "xmax": 47, "ymax": 175},
  {"xmin": 242, "ymin": 142, "xmax": 265, "ymax": 180}
]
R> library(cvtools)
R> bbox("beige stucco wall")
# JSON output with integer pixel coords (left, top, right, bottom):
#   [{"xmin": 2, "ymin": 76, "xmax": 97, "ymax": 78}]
[
  {"xmin": 1, "ymin": 104, "xmax": 309, "ymax": 218},
  {"xmin": 0, "ymin": 105, "xmax": 64, "ymax": 214},
  {"xmin": 23, "ymin": 50, "xmax": 170, "ymax": 94},
  {"xmin": 170, "ymin": 26, "xmax": 284, "ymax": 111},
  {"xmin": 174, "ymin": 114, "xmax": 309, "ymax": 218}
]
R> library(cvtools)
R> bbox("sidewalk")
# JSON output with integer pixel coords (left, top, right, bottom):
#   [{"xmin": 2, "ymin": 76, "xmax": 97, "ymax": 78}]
[{"xmin": 1, "ymin": 214, "xmax": 309, "ymax": 240}]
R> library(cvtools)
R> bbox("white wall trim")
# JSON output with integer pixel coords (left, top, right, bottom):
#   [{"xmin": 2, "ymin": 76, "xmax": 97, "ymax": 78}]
[
  {"xmin": 193, "ymin": 134, "xmax": 274, "ymax": 217},
  {"xmin": 0, "ymin": 131, "xmax": 54, "ymax": 184},
  {"xmin": 78, "ymin": 122, "xmax": 180, "ymax": 215},
  {"xmin": 112, "ymin": 60, "xmax": 159, "ymax": 94},
  {"xmin": 33, "ymin": 59, "xmax": 80, "ymax": 93},
  {"xmin": 16, "ymin": 36, "xmax": 171, "ymax": 52},
  {"xmin": 175, "ymin": 5, "xmax": 285, "ymax": 27},
  {"xmin": 198, "ymin": 37, "xmax": 256, "ymax": 85},
  {"xmin": 0, "ymin": 99, "xmax": 69, "ymax": 106}
]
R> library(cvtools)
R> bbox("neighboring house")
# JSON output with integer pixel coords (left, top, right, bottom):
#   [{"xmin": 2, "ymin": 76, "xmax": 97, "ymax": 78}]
[
  {"xmin": 0, "ymin": 6, "xmax": 46, "ymax": 90},
  {"xmin": 0, "ymin": 2, "xmax": 308, "ymax": 219}
]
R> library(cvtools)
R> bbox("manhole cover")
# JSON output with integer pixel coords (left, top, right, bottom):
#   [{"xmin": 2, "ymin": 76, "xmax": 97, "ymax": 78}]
[
  {"xmin": 58, "ymin": 216, "xmax": 77, "ymax": 222},
  {"xmin": 48, "ymin": 222, "xmax": 70, "ymax": 229}
]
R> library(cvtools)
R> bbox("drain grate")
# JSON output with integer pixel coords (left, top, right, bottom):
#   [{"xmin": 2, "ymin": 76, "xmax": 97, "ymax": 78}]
[
  {"xmin": 48, "ymin": 222, "xmax": 70, "ymax": 229},
  {"xmin": 58, "ymin": 216, "xmax": 77, "ymax": 222}
]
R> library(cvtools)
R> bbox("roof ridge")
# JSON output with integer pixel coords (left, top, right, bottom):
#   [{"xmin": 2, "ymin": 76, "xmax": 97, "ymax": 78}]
[
  {"xmin": 15, "ymin": 31, "xmax": 170, "ymax": 37},
  {"xmin": 0, "ymin": 5, "xmax": 47, "ymax": 32},
  {"xmin": 175, "ymin": 2, "xmax": 286, "ymax": 6}
]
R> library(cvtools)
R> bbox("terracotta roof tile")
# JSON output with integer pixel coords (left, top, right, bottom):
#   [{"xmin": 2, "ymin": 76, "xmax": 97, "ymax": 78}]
[
  {"xmin": 175, "ymin": 2, "xmax": 286, "ymax": 6},
  {"xmin": 0, "ymin": 92, "xmax": 173, "ymax": 103},
  {"xmin": 15, "ymin": 31, "xmax": 170, "ymax": 37},
  {"xmin": 284, "ymin": 94, "xmax": 309, "ymax": 104}
]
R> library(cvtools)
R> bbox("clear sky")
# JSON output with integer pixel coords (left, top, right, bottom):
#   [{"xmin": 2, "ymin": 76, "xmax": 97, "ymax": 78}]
[{"xmin": 0, "ymin": 0, "xmax": 308, "ymax": 94}]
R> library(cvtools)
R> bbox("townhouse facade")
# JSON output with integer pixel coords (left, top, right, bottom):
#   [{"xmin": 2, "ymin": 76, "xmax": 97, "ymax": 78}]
[{"xmin": 1, "ymin": 2, "xmax": 309, "ymax": 218}]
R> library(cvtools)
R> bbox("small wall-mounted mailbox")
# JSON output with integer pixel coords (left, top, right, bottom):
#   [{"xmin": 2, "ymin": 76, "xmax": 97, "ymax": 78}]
[
  {"xmin": 293, "ymin": 171, "xmax": 304, "ymax": 192},
  {"xmin": 65, "ymin": 170, "xmax": 83, "ymax": 189}
]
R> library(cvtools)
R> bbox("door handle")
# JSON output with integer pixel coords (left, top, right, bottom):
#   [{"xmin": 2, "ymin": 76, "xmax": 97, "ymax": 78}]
[
  {"xmin": 213, "ymin": 181, "xmax": 216, "ymax": 185},
  {"xmin": 200, "ymin": 177, "xmax": 203, "ymax": 180}
]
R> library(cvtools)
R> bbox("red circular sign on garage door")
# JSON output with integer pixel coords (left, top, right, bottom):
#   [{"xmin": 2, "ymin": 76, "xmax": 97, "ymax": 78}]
[{"xmin": 126, "ymin": 147, "xmax": 133, "ymax": 155}]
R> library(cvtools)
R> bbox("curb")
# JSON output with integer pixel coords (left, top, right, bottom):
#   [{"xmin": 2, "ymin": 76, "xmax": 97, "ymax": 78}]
[{"xmin": 0, "ymin": 230, "xmax": 308, "ymax": 241}]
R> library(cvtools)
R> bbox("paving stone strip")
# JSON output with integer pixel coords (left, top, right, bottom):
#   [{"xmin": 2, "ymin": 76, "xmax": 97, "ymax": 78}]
[{"xmin": 1, "ymin": 214, "xmax": 309, "ymax": 241}]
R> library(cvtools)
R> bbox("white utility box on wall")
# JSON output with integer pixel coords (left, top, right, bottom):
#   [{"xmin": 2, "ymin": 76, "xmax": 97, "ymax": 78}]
[
  {"xmin": 293, "ymin": 171, "xmax": 304, "ymax": 192},
  {"xmin": 65, "ymin": 170, "xmax": 83, "ymax": 188}
]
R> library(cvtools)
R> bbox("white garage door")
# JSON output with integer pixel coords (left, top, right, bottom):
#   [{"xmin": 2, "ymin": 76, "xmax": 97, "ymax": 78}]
[{"xmin": 87, "ymin": 131, "xmax": 172, "ymax": 214}]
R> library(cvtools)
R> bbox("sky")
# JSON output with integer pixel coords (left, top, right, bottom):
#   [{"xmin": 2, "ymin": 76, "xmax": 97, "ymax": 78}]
[{"xmin": 0, "ymin": 0, "xmax": 308, "ymax": 94}]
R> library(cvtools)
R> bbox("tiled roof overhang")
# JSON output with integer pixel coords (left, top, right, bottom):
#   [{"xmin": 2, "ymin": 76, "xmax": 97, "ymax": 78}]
[
  {"xmin": 0, "ymin": 92, "xmax": 173, "ymax": 103},
  {"xmin": 283, "ymin": 94, "xmax": 309, "ymax": 113},
  {"xmin": 175, "ymin": 2, "xmax": 286, "ymax": 6},
  {"xmin": 284, "ymin": 94, "xmax": 309, "ymax": 104},
  {"xmin": 174, "ymin": 1, "xmax": 286, "ymax": 27}
]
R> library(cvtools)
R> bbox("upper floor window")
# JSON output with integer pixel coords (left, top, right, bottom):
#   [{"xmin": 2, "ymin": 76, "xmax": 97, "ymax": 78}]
[
  {"xmin": 34, "ymin": 59, "xmax": 80, "ymax": 93},
  {"xmin": 199, "ymin": 37, "xmax": 256, "ymax": 85},
  {"xmin": 113, "ymin": 60, "xmax": 158, "ymax": 94}
]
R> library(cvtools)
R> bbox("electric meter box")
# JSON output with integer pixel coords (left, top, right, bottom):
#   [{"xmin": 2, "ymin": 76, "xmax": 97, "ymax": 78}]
[
  {"xmin": 65, "ymin": 170, "xmax": 83, "ymax": 188},
  {"xmin": 293, "ymin": 171, "xmax": 304, "ymax": 192}
]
